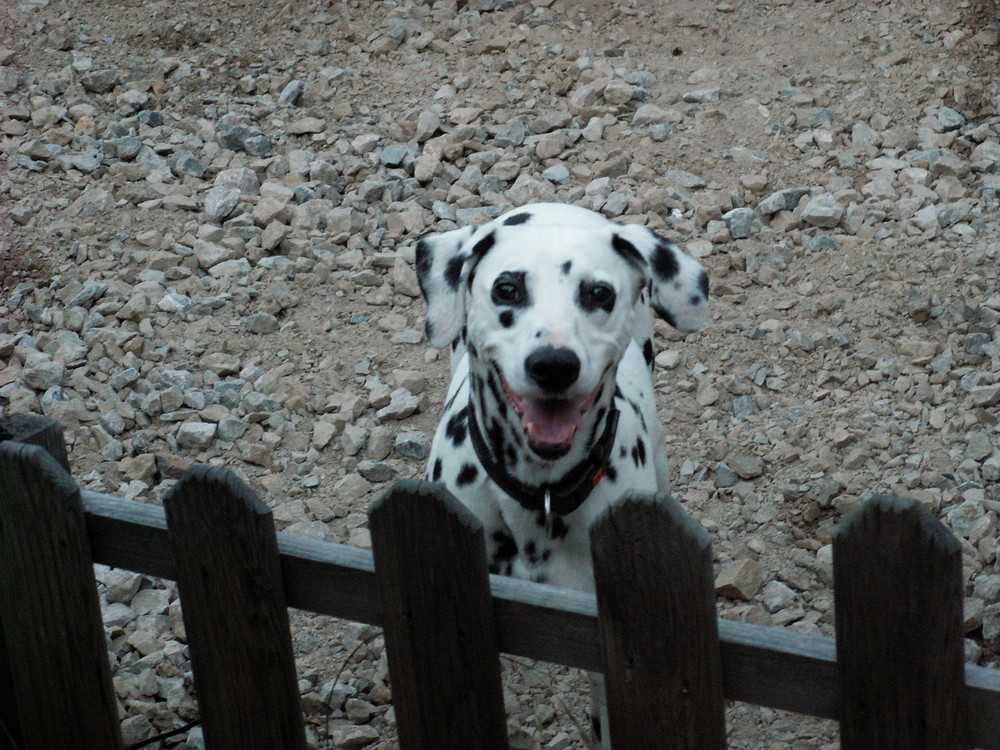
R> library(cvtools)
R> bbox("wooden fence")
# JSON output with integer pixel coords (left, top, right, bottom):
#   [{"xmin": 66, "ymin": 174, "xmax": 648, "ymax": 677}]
[{"xmin": 1, "ymin": 414, "xmax": 1000, "ymax": 749}]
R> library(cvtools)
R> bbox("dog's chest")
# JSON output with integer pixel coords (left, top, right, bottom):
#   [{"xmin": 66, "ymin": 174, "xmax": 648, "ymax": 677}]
[{"xmin": 426, "ymin": 350, "xmax": 659, "ymax": 591}]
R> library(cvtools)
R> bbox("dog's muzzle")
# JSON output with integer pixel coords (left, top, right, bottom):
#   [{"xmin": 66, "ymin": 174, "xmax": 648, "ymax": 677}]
[{"xmin": 504, "ymin": 347, "xmax": 598, "ymax": 458}]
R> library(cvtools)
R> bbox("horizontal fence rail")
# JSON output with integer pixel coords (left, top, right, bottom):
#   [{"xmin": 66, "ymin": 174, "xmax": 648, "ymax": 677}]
[
  {"xmin": 3, "ymin": 415, "xmax": 1000, "ymax": 749},
  {"xmin": 65, "ymin": 484, "xmax": 1000, "ymax": 748}
]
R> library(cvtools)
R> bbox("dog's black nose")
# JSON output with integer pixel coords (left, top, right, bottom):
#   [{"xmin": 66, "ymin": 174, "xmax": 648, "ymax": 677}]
[{"xmin": 525, "ymin": 346, "xmax": 581, "ymax": 393}]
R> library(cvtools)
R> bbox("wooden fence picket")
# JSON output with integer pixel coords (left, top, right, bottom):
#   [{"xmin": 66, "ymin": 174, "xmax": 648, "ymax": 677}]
[
  {"xmin": 0, "ymin": 414, "xmax": 73, "ymax": 750},
  {"xmin": 591, "ymin": 493, "xmax": 727, "ymax": 750},
  {"xmin": 369, "ymin": 480, "xmax": 509, "ymax": 750},
  {"xmin": 0, "ymin": 441, "xmax": 123, "ymax": 750},
  {"xmin": 833, "ymin": 494, "xmax": 966, "ymax": 749},
  {"xmin": 163, "ymin": 466, "xmax": 307, "ymax": 750}
]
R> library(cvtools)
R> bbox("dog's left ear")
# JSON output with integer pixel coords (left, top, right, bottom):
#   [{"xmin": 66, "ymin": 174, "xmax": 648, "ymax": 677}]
[
  {"xmin": 414, "ymin": 224, "xmax": 480, "ymax": 349},
  {"xmin": 611, "ymin": 224, "xmax": 709, "ymax": 333}
]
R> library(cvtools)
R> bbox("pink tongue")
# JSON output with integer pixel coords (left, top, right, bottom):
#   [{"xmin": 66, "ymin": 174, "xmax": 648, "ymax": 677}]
[{"xmin": 521, "ymin": 398, "xmax": 585, "ymax": 446}]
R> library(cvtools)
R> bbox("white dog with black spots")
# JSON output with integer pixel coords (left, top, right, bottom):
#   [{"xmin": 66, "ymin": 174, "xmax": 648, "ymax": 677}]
[{"xmin": 414, "ymin": 202, "xmax": 708, "ymax": 745}]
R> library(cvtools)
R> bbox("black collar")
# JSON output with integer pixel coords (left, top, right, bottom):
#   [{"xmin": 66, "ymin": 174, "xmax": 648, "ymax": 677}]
[{"xmin": 467, "ymin": 399, "xmax": 620, "ymax": 518}]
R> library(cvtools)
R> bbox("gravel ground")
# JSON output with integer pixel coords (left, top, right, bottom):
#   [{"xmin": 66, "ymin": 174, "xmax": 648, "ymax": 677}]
[{"xmin": 2, "ymin": 0, "xmax": 999, "ymax": 748}]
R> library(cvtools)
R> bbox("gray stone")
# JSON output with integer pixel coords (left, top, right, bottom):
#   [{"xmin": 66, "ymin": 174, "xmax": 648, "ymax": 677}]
[
  {"xmin": 22, "ymin": 360, "xmax": 64, "ymax": 390},
  {"xmin": 947, "ymin": 500, "xmax": 984, "ymax": 537},
  {"xmin": 494, "ymin": 120, "xmax": 527, "ymax": 148},
  {"xmin": 278, "ymin": 79, "xmax": 304, "ymax": 106},
  {"xmin": 193, "ymin": 238, "xmax": 237, "ymax": 269},
  {"xmin": 341, "ymin": 424, "xmax": 368, "ymax": 456},
  {"xmin": 376, "ymin": 388, "xmax": 420, "ymax": 421},
  {"xmin": 170, "ymin": 151, "xmax": 205, "ymax": 178},
  {"xmin": 732, "ymin": 395, "xmax": 760, "ymax": 420},
  {"xmin": 246, "ymin": 313, "xmax": 280, "ymax": 334},
  {"xmin": 757, "ymin": 187, "xmax": 811, "ymax": 216},
  {"xmin": 80, "ymin": 68, "xmax": 119, "ymax": 93},
  {"xmin": 967, "ymin": 432, "xmax": 993, "ymax": 462},
  {"xmin": 216, "ymin": 414, "xmax": 248, "ymax": 441},
  {"xmin": 664, "ymin": 169, "xmax": 705, "ymax": 189},
  {"xmin": 714, "ymin": 463, "xmax": 740, "ymax": 488},
  {"xmin": 729, "ymin": 453, "xmax": 765, "ymax": 479},
  {"xmin": 724, "ymin": 207, "xmax": 757, "ymax": 239},
  {"xmin": 808, "ymin": 234, "xmax": 839, "ymax": 252},
  {"xmin": 542, "ymin": 164, "xmax": 571, "ymax": 184},
  {"xmin": 937, "ymin": 106, "xmax": 965, "ymax": 131},
  {"xmin": 715, "ymin": 559, "xmax": 766, "ymax": 599},
  {"xmin": 357, "ymin": 460, "xmax": 397, "ymax": 483},
  {"xmin": 395, "ymin": 430, "xmax": 430, "ymax": 460},
  {"xmin": 176, "ymin": 421, "xmax": 217, "ymax": 449},
  {"xmin": 761, "ymin": 580, "xmax": 798, "ymax": 612},
  {"xmin": 801, "ymin": 193, "xmax": 843, "ymax": 228},
  {"xmin": 160, "ymin": 370, "xmax": 198, "ymax": 393},
  {"xmin": 70, "ymin": 150, "xmax": 102, "ymax": 173},
  {"xmin": 203, "ymin": 186, "xmax": 241, "ymax": 220}
]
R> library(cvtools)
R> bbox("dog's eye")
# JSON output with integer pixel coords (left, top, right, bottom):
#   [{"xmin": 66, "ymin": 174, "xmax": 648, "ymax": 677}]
[
  {"xmin": 582, "ymin": 282, "xmax": 616, "ymax": 312},
  {"xmin": 492, "ymin": 280, "xmax": 524, "ymax": 306}
]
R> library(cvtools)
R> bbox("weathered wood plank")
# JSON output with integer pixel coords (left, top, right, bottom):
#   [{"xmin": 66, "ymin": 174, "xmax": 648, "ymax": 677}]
[
  {"xmin": 0, "ymin": 413, "xmax": 70, "ymax": 472},
  {"xmin": 833, "ymin": 495, "xmax": 965, "ymax": 749},
  {"xmin": 163, "ymin": 466, "xmax": 307, "ymax": 750},
  {"xmin": 0, "ymin": 414, "xmax": 72, "ymax": 749},
  {"xmin": 592, "ymin": 493, "xmax": 726, "ymax": 749},
  {"xmin": 369, "ymin": 480, "xmax": 509, "ymax": 750},
  {"xmin": 718, "ymin": 619, "xmax": 838, "ymax": 719},
  {"xmin": 72, "ymin": 487, "xmax": 1000, "ymax": 749},
  {"xmin": 0, "ymin": 442, "xmax": 123, "ymax": 750}
]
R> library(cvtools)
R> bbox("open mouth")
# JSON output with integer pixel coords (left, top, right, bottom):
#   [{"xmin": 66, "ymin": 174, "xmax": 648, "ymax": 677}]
[{"xmin": 502, "ymin": 379, "xmax": 599, "ymax": 458}]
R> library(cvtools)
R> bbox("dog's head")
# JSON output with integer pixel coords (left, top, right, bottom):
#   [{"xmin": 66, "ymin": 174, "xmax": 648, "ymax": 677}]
[{"xmin": 415, "ymin": 203, "xmax": 708, "ymax": 458}]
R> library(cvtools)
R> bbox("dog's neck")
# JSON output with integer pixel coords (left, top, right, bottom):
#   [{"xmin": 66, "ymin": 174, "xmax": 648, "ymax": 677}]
[{"xmin": 467, "ymin": 355, "xmax": 617, "ymax": 487}]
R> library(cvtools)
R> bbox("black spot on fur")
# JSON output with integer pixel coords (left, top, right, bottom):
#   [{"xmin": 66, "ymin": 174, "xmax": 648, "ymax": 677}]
[
  {"xmin": 532, "ymin": 574, "xmax": 549, "ymax": 584},
  {"xmin": 550, "ymin": 516, "xmax": 569, "ymax": 539},
  {"xmin": 525, "ymin": 540, "xmax": 538, "ymax": 563},
  {"xmin": 604, "ymin": 463, "xmax": 618, "ymax": 482},
  {"xmin": 415, "ymin": 239, "xmax": 432, "ymax": 279},
  {"xmin": 653, "ymin": 303, "xmax": 678, "ymax": 329},
  {"xmin": 504, "ymin": 212, "xmax": 532, "ymax": 226},
  {"xmin": 625, "ymin": 397, "xmax": 648, "ymax": 432},
  {"xmin": 652, "ymin": 239, "xmax": 680, "ymax": 280},
  {"xmin": 445, "ymin": 406, "xmax": 468, "ymax": 446},
  {"xmin": 699, "ymin": 270, "xmax": 710, "ymax": 298},
  {"xmin": 467, "ymin": 341, "xmax": 479, "ymax": 359},
  {"xmin": 505, "ymin": 444, "xmax": 517, "ymax": 465},
  {"xmin": 456, "ymin": 463, "xmax": 479, "ymax": 487},
  {"xmin": 611, "ymin": 234, "xmax": 644, "ymax": 270},
  {"xmin": 536, "ymin": 512, "xmax": 570, "ymax": 539},
  {"xmin": 443, "ymin": 374, "xmax": 467, "ymax": 412},
  {"xmin": 642, "ymin": 338, "xmax": 654, "ymax": 366},
  {"xmin": 444, "ymin": 253, "xmax": 465, "ymax": 290},
  {"xmin": 431, "ymin": 458, "xmax": 443, "ymax": 481},
  {"xmin": 426, "ymin": 319, "xmax": 437, "ymax": 342},
  {"xmin": 560, "ymin": 260, "xmax": 572, "ymax": 275},
  {"xmin": 499, "ymin": 309, "xmax": 514, "ymax": 328},
  {"xmin": 487, "ymin": 418, "xmax": 507, "ymax": 465},
  {"xmin": 471, "ymin": 231, "xmax": 496, "ymax": 260},
  {"xmin": 489, "ymin": 530, "xmax": 518, "ymax": 575},
  {"xmin": 631, "ymin": 438, "xmax": 646, "ymax": 467}
]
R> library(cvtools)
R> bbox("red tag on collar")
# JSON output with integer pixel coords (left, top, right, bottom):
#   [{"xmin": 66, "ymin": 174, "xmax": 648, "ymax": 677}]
[{"xmin": 591, "ymin": 468, "xmax": 604, "ymax": 488}]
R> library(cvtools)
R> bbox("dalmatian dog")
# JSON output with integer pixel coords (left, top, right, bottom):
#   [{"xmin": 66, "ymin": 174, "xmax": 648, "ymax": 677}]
[{"xmin": 414, "ymin": 202, "xmax": 708, "ymax": 744}]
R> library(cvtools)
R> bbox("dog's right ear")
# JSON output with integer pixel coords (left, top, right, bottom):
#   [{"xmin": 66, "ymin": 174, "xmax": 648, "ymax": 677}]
[{"xmin": 414, "ymin": 225, "xmax": 478, "ymax": 349}]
